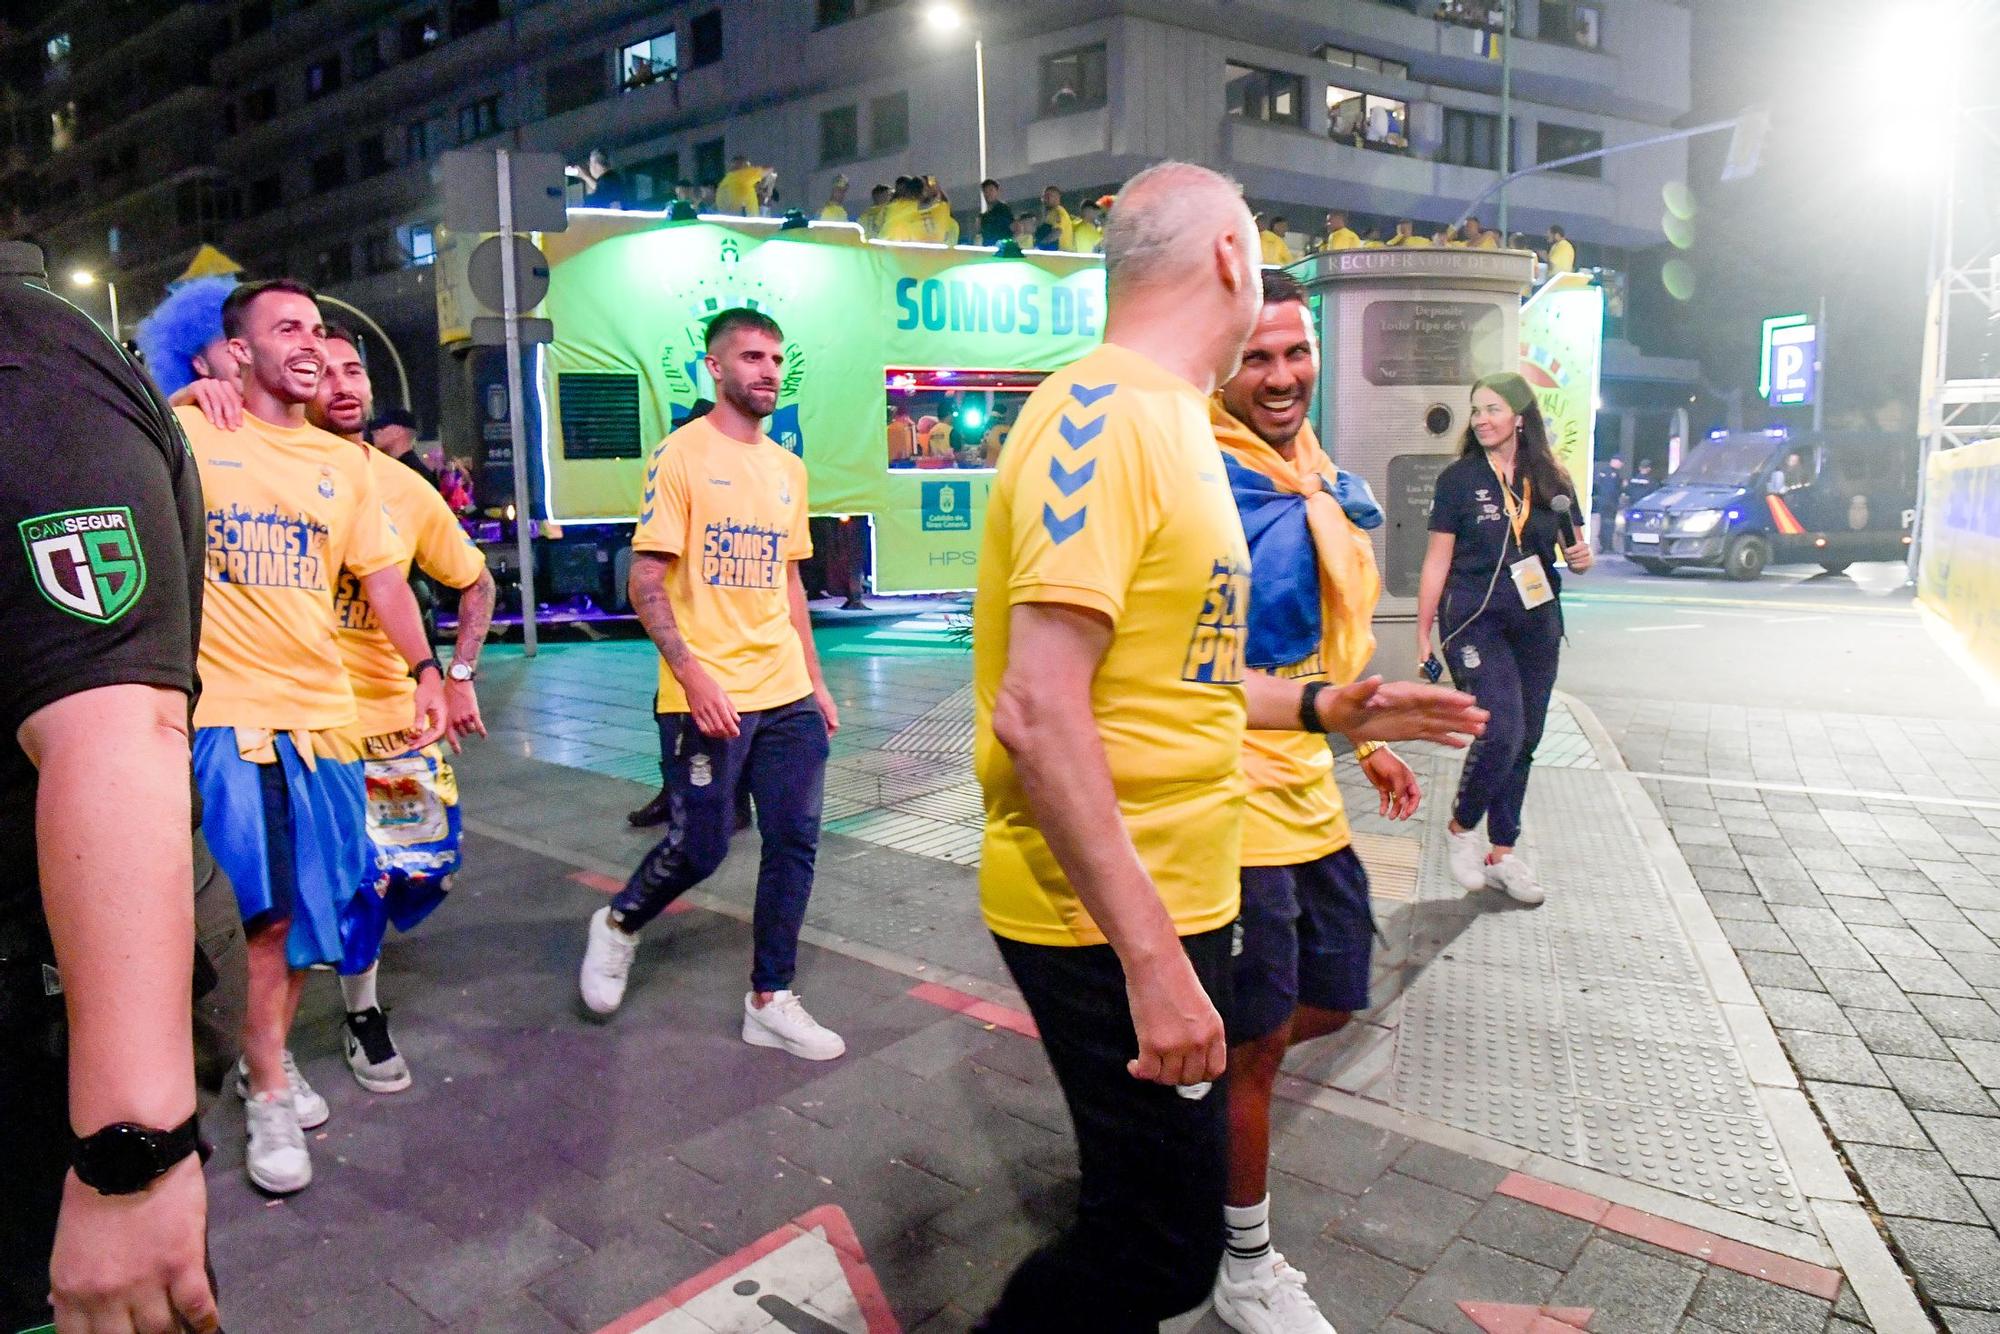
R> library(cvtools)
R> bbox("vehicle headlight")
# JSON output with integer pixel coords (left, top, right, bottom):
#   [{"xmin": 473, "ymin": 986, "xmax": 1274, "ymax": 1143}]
[{"xmin": 1677, "ymin": 510, "xmax": 1723, "ymax": 535}]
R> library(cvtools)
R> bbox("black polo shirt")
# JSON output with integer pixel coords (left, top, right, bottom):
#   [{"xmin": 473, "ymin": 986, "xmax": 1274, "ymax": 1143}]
[
  {"xmin": 0, "ymin": 278, "xmax": 204, "ymax": 964},
  {"xmin": 1427, "ymin": 452, "xmax": 1569, "ymax": 606}
]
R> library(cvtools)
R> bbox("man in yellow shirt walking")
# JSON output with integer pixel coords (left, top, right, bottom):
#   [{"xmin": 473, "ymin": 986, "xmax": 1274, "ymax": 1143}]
[
  {"xmin": 579, "ymin": 309, "xmax": 845, "ymax": 1063},
  {"xmin": 1208, "ymin": 270, "xmax": 1424, "ymax": 1334},
  {"xmin": 970, "ymin": 162, "xmax": 1483, "ymax": 1330},
  {"xmin": 180, "ymin": 279, "xmax": 445, "ymax": 1195}
]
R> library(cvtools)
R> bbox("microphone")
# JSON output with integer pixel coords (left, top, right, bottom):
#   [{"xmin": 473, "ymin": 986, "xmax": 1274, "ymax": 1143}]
[{"xmin": 1551, "ymin": 493, "xmax": 1577, "ymax": 548}]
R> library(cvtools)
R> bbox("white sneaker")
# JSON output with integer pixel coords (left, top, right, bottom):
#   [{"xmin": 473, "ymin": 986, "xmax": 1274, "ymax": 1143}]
[
  {"xmin": 580, "ymin": 906, "xmax": 639, "ymax": 1015},
  {"xmin": 1446, "ymin": 825, "xmax": 1489, "ymax": 891},
  {"xmin": 343, "ymin": 1007, "xmax": 413, "ymax": 1093},
  {"xmin": 235, "ymin": 1051, "xmax": 329, "ymax": 1129},
  {"xmin": 742, "ymin": 990, "xmax": 846, "ymax": 1061},
  {"xmin": 244, "ymin": 1090, "xmax": 312, "ymax": 1194},
  {"xmin": 1213, "ymin": 1252, "xmax": 1336, "ymax": 1334},
  {"xmin": 1485, "ymin": 853, "xmax": 1546, "ymax": 906}
]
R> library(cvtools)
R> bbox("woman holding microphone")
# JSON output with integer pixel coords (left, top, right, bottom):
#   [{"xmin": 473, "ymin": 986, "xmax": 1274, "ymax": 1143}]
[{"xmin": 1417, "ymin": 372, "xmax": 1593, "ymax": 906}]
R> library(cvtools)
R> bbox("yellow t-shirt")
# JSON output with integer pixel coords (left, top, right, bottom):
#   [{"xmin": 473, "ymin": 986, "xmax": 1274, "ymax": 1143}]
[
  {"xmin": 1324, "ymin": 227, "xmax": 1361, "ymax": 251},
  {"xmin": 334, "ymin": 450, "xmax": 488, "ymax": 739},
  {"xmin": 877, "ymin": 197, "xmax": 932, "ymax": 242},
  {"xmin": 1044, "ymin": 204, "xmax": 1076, "ymax": 252},
  {"xmin": 715, "ymin": 165, "xmax": 767, "ymax": 217},
  {"xmin": 1071, "ymin": 220, "xmax": 1103, "ymax": 254},
  {"xmin": 182, "ymin": 408, "xmax": 405, "ymax": 732},
  {"xmin": 858, "ymin": 204, "xmax": 887, "ymax": 237},
  {"xmin": 973, "ymin": 344, "xmax": 1253, "ymax": 946},
  {"xmin": 922, "ymin": 200, "xmax": 960, "ymax": 245},
  {"xmin": 633, "ymin": 417, "xmax": 812, "ymax": 714},
  {"xmin": 1260, "ymin": 230, "xmax": 1297, "ymax": 265},
  {"xmin": 818, "ymin": 201, "xmax": 850, "ymax": 222},
  {"xmin": 1388, "ymin": 233, "xmax": 1431, "ymax": 248},
  {"xmin": 1472, "ymin": 231, "xmax": 1500, "ymax": 249},
  {"xmin": 1549, "ymin": 238, "xmax": 1576, "ymax": 272},
  {"xmin": 887, "ymin": 417, "xmax": 917, "ymax": 462}
]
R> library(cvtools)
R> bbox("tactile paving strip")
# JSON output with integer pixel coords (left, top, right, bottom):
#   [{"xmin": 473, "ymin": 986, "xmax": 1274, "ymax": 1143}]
[{"xmin": 1377, "ymin": 765, "xmax": 1816, "ymax": 1233}]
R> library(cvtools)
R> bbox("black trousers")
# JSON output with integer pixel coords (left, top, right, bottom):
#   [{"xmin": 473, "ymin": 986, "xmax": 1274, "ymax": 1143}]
[
  {"xmin": 1443, "ymin": 590, "xmax": 1563, "ymax": 848},
  {"xmin": 977, "ymin": 925, "xmax": 1235, "ymax": 1333}
]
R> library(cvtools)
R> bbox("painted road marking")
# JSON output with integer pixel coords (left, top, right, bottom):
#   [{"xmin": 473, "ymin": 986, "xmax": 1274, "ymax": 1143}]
[
  {"xmin": 1625, "ymin": 623, "xmax": 1704, "ymax": 633},
  {"xmin": 596, "ymin": 1204, "xmax": 898, "ymax": 1334},
  {"xmin": 1628, "ymin": 770, "xmax": 2000, "ymax": 812},
  {"xmin": 1568, "ymin": 592, "xmax": 1912, "ymax": 618}
]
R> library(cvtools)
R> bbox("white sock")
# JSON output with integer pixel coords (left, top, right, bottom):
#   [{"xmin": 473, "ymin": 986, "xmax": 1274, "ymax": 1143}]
[
  {"xmin": 1223, "ymin": 1196, "xmax": 1272, "ymax": 1281},
  {"xmin": 340, "ymin": 964, "xmax": 379, "ymax": 1014}
]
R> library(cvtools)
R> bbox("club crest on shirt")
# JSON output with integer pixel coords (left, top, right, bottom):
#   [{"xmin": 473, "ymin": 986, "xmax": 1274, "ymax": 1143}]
[
  {"xmin": 318, "ymin": 466, "xmax": 336, "ymax": 500},
  {"xmin": 18, "ymin": 506, "xmax": 147, "ymax": 624},
  {"xmin": 1181, "ymin": 558, "xmax": 1250, "ymax": 685}
]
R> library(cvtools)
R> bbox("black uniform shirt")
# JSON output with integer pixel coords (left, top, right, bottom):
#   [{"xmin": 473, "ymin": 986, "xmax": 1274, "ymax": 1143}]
[
  {"xmin": 1427, "ymin": 452, "xmax": 1569, "ymax": 608},
  {"xmin": 0, "ymin": 280, "xmax": 204, "ymax": 963}
]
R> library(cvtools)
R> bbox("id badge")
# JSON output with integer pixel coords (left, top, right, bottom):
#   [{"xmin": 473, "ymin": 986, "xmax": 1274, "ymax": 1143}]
[{"xmin": 1510, "ymin": 555, "xmax": 1555, "ymax": 609}]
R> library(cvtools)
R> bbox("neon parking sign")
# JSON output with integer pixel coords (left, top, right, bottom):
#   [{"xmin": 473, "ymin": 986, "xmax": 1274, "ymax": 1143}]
[{"xmin": 1760, "ymin": 313, "xmax": 1818, "ymax": 407}]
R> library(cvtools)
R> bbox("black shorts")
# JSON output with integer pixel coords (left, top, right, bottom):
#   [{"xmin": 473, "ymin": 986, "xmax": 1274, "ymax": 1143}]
[{"xmin": 1228, "ymin": 845, "xmax": 1374, "ymax": 1046}]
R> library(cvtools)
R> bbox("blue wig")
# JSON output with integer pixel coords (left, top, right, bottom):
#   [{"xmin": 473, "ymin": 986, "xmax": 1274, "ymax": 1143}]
[{"xmin": 134, "ymin": 275, "xmax": 237, "ymax": 398}]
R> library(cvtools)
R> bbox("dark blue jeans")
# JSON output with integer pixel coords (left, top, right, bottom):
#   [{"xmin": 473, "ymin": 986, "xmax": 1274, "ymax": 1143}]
[
  {"xmin": 611, "ymin": 696, "xmax": 829, "ymax": 992},
  {"xmin": 1443, "ymin": 591, "xmax": 1562, "ymax": 848}
]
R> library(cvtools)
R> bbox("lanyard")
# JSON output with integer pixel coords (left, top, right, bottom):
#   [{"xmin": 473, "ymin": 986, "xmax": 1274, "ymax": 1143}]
[{"xmin": 1490, "ymin": 456, "xmax": 1531, "ymax": 548}]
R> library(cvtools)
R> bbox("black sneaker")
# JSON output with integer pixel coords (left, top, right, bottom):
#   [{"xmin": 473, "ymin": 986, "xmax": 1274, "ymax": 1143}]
[
  {"xmin": 343, "ymin": 1007, "xmax": 412, "ymax": 1093},
  {"xmin": 627, "ymin": 788, "xmax": 673, "ymax": 827}
]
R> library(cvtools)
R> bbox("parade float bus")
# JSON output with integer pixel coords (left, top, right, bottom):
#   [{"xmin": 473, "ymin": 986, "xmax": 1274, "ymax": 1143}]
[{"xmin": 439, "ymin": 213, "xmax": 1601, "ymax": 612}]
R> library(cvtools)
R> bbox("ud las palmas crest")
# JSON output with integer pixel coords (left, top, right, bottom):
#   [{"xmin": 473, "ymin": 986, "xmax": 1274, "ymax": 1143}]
[
  {"xmin": 19, "ymin": 506, "xmax": 147, "ymax": 624},
  {"xmin": 658, "ymin": 237, "xmax": 809, "ymax": 456}
]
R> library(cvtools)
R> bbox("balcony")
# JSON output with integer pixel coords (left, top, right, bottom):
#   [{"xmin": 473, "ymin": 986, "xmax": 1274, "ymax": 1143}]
[{"xmin": 1026, "ymin": 106, "xmax": 1110, "ymax": 166}]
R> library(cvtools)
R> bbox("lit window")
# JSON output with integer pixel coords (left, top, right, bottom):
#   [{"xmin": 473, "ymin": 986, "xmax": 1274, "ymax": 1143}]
[
  {"xmin": 620, "ymin": 32, "xmax": 678, "ymax": 89},
  {"xmin": 1226, "ymin": 63, "xmax": 1303, "ymax": 128},
  {"xmin": 404, "ymin": 223, "xmax": 437, "ymax": 266},
  {"xmin": 1327, "ymin": 84, "xmax": 1407, "ymax": 151}
]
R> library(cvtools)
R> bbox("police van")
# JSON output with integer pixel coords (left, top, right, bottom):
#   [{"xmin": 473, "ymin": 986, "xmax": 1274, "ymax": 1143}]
[{"xmin": 1621, "ymin": 429, "xmax": 1917, "ymax": 580}]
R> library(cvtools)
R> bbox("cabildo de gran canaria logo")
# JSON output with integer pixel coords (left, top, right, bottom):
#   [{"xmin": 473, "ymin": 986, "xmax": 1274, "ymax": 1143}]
[
  {"xmin": 19, "ymin": 506, "xmax": 148, "ymax": 624},
  {"xmin": 658, "ymin": 237, "xmax": 808, "ymax": 456}
]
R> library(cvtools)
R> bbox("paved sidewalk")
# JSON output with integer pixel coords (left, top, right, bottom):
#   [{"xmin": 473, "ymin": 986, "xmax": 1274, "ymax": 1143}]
[
  {"xmin": 1595, "ymin": 696, "xmax": 2000, "ymax": 1333},
  {"xmin": 199, "ymin": 619, "xmax": 1924, "ymax": 1331}
]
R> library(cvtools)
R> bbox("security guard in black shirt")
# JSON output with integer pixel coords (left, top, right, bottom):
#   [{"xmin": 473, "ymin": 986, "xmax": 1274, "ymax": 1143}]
[{"xmin": 0, "ymin": 243, "xmax": 222, "ymax": 1333}]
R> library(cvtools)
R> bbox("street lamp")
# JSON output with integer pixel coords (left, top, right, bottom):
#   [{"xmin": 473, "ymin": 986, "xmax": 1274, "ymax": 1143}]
[
  {"xmin": 69, "ymin": 268, "xmax": 120, "ymax": 343},
  {"xmin": 923, "ymin": 1, "xmax": 988, "ymax": 191}
]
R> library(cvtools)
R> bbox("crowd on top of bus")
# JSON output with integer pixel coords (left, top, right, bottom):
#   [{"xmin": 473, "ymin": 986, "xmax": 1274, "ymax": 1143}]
[{"xmin": 571, "ymin": 146, "xmax": 1584, "ymax": 279}]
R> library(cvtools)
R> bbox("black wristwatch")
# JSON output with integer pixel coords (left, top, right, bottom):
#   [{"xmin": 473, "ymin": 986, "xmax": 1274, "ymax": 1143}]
[
  {"xmin": 409, "ymin": 656, "xmax": 443, "ymax": 682},
  {"xmin": 72, "ymin": 1114, "xmax": 201, "ymax": 1195},
  {"xmin": 1298, "ymin": 680, "xmax": 1331, "ymax": 734}
]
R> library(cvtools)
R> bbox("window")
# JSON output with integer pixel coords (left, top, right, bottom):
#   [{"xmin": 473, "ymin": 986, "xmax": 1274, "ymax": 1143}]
[
  {"xmin": 313, "ymin": 244, "xmax": 352, "ymax": 285},
  {"xmin": 305, "ymin": 55, "xmax": 342, "ymax": 100},
  {"xmin": 869, "ymin": 91, "xmax": 908, "ymax": 155},
  {"xmin": 457, "ymin": 95, "xmax": 500, "ymax": 142},
  {"xmin": 1327, "ymin": 85, "xmax": 1407, "ymax": 151},
  {"xmin": 693, "ymin": 136, "xmax": 724, "ymax": 186},
  {"xmin": 546, "ymin": 54, "xmax": 606, "ymax": 114},
  {"xmin": 1538, "ymin": 121, "xmax": 1603, "ymax": 176},
  {"xmin": 243, "ymin": 85, "xmax": 276, "ymax": 125},
  {"xmin": 49, "ymin": 102, "xmax": 76, "ymax": 151},
  {"xmin": 1226, "ymin": 63, "xmax": 1303, "ymax": 128},
  {"xmin": 449, "ymin": 0, "xmax": 500, "ymax": 35},
  {"xmin": 350, "ymin": 34, "xmax": 384, "ymax": 80},
  {"xmin": 238, "ymin": 1, "xmax": 271, "ymax": 37},
  {"xmin": 620, "ymin": 32, "xmax": 678, "ymax": 89},
  {"xmin": 1539, "ymin": 1, "xmax": 1602, "ymax": 51},
  {"xmin": 310, "ymin": 149, "xmax": 347, "ymax": 191},
  {"xmin": 45, "ymin": 32, "xmax": 71, "ymax": 82},
  {"xmin": 402, "ymin": 222, "xmax": 437, "ymax": 266},
  {"xmin": 1440, "ymin": 107, "xmax": 1504, "ymax": 170},
  {"xmin": 399, "ymin": 13, "xmax": 441, "ymax": 59},
  {"xmin": 1039, "ymin": 44, "xmax": 1107, "ymax": 115},
  {"xmin": 248, "ymin": 174, "xmax": 281, "ymax": 213},
  {"xmin": 364, "ymin": 232, "xmax": 399, "ymax": 273},
  {"xmin": 689, "ymin": 10, "xmax": 723, "ymax": 68},
  {"xmin": 1318, "ymin": 44, "xmax": 1409, "ymax": 81},
  {"xmin": 405, "ymin": 114, "xmax": 447, "ymax": 160},
  {"xmin": 819, "ymin": 104, "xmax": 859, "ymax": 164},
  {"xmin": 357, "ymin": 132, "xmax": 390, "ymax": 177},
  {"xmin": 623, "ymin": 151, "xmax": 681, "ymax": 206}
]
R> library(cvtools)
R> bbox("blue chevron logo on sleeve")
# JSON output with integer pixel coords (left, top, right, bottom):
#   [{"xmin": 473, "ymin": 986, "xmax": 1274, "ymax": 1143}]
[
  {"xmin": 1069, "ymin": 382, "xmax": 1116, "ymax": 408},
  {"xmin": 639, "ymin": 508, "xmax": 655, "ymax": 525},
  {"xmin": 1042, "ymin": 503, "xmax": 1087, "ymax": 545},
  {"xmin": 1058, "ymin": 415, "xmax": 1105, "ymax": 450},
  {"xmin": 1048, "ymin": 456, "xmax": 1096, "ymax": 497}
]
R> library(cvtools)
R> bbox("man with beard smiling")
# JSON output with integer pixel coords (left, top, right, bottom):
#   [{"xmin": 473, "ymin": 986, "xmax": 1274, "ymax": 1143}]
[
  {"xmin": 1207, "ymin": 269, "xmax": 1421, "ymax": 1333},
  {"xmin": 185, "ymin": 326, "xmax": 499, "ymax": 1093},
  {"xmin": 177, "ymin": 279, "xmax": 445, "ymax": 1194},
  {"xmin": 579, "ymin": 309, "xmax": 845, "ymax": 1063}
]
